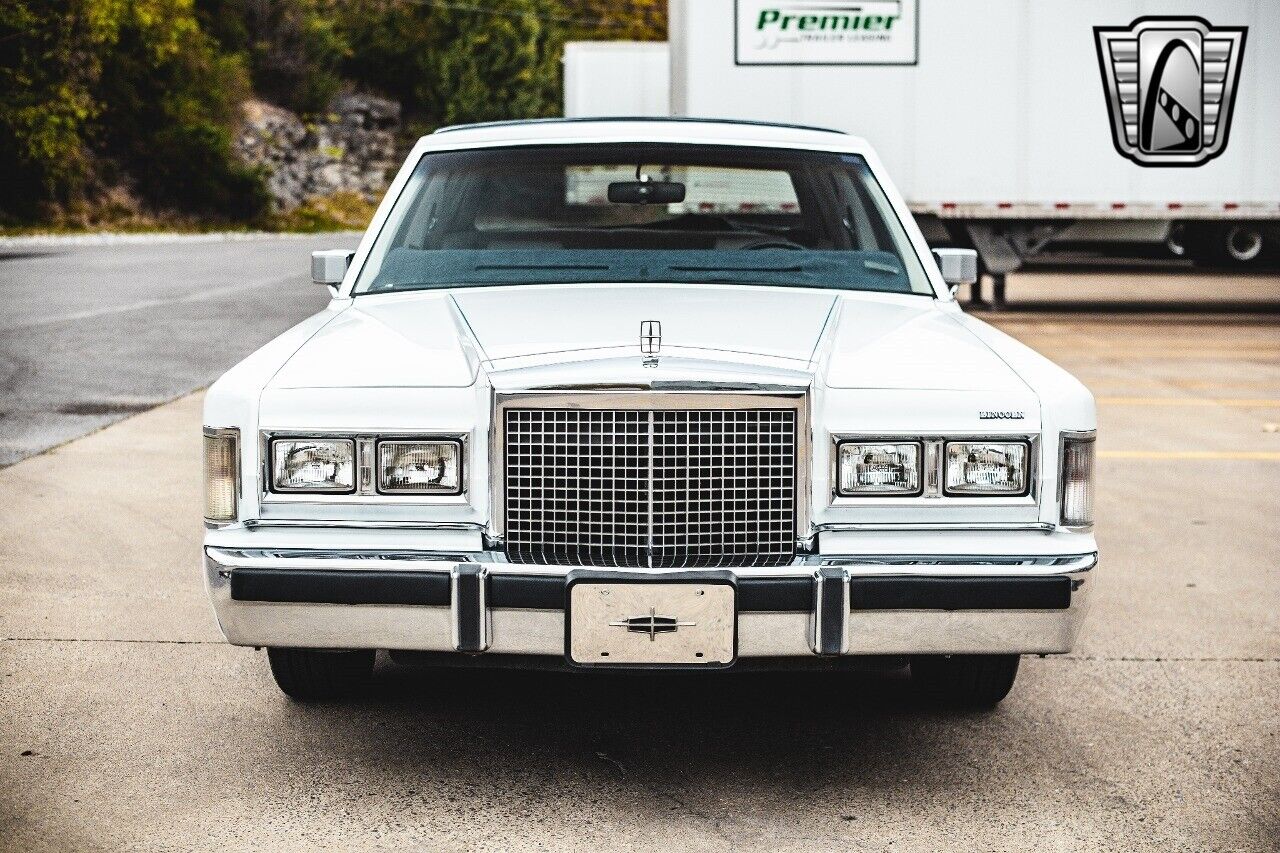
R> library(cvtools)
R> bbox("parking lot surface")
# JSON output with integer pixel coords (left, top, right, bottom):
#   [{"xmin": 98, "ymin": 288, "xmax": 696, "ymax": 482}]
[
  {"xmin": 1, "ymin": 249, "xmax": 1277, "ymax": 851},
  {"xmin": 0, "ymin": 234, "xmax": 349, "ymax": 466}
]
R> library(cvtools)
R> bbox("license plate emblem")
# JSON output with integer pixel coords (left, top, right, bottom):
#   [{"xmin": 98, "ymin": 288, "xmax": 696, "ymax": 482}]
[{"xmin": 568, "ymin": 581, "xmax": 735, "ymax": 666}]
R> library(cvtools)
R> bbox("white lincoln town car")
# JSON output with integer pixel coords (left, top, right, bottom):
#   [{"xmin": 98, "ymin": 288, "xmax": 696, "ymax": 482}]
[{"xmin": 202, "ymin": 118, "xmax": 1097, "ymax": 706}]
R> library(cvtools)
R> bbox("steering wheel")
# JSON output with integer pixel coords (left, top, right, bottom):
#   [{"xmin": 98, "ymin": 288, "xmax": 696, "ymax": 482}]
[{"xmin": 741, "ymin": 239, "xmax": 806, "ymax": 251}]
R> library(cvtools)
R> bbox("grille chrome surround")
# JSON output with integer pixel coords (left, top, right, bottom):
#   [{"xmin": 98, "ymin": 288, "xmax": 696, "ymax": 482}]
[{"xmin": 495, "ymin": 393, "xmax": 807, "ymax": 569}]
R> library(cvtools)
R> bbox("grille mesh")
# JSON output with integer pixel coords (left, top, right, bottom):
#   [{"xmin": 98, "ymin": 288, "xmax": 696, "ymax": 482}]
[{"xmin": 504, "ymin": 408, "xmax": 796, "ymax": 568}]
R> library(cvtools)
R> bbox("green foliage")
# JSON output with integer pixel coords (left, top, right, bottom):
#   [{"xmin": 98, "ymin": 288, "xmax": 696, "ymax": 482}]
[
  {"xmin": 337, "ymin": 0, "xmax": 563, "ymax": 131},
  {"xmin": 0, "ymin": 0, "xmax": 666, "ymax": 227},
  {"xmin": 0, "ymin": 0, "xmax": 268, "ymax": 224},
  {"xmin": 337, "ymin": 0, "xmax": 666, "ymax": 133},
  {"xmin": 197, "ymin": 0, "xmax": 350, "ymax": 114},
  {"xmin": 0, "ymin": 1, "xmax": 116, "ymax": 217},
  {"xmin": 561, "ymin": 0, "xmax": 667, "ymax": 41},
  {"xmin": 91, "ymin": 0, "xmax": 268, "ymax": 219},
  {"xmin": 264, "ymin": 189, "xmax": 377, "ymax": 232},
  {"xmin": 94, "ymin": 0, "xmax": 268, "ymax": 219}
]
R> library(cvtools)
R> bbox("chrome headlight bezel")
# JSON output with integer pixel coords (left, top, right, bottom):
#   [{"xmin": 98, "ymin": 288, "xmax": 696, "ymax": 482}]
[
  {"xmin": 260, "ymin": 431, "xmax": 469, "ymax": 502},
  {"xmin": 269, "ymin": 437, "xmax": 357, "ymax": 494},
  {"xmin": 831, "ymin": 434, "xmax": 1039, "ymax": 504},
  {"xmin": 835, "ymin": 440, "xmax": 924, "ymax": 497},
  {"xmin": 943, "ymin": 440, "xmax": 1032, "ymax": 497},
  {"xmin": 376, "ymin": 438, "xmax": 464, "ymax": 496}
]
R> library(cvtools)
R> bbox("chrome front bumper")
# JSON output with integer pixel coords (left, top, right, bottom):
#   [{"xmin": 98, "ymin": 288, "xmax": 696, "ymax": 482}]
[{"xmin": 204, "ymin": 548, "xmax": 1096, "ymax": 659}]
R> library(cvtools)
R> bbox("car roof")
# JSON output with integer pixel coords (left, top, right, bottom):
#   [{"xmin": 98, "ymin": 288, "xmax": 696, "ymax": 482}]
[{"xmin": 422, "ymin": 116, "xmax": 868, "ymax": 151}]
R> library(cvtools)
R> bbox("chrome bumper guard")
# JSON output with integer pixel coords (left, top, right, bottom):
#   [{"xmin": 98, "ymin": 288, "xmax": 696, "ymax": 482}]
[{"xmin": 204, "ymin": 549, "xmax": 1097, "ymax": 658}]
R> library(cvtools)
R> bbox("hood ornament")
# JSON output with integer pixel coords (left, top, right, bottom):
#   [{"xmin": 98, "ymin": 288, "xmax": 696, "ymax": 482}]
[
  {"xmin": 609, "ymin": 607, "xmax": 696, "ymax": 641},
  {"xmin": 640, "ymin": 320, "xmax": 661, "ymax": 367}
]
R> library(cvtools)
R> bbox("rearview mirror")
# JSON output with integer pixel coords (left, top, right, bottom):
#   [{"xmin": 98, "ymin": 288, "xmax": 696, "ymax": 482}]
[
  {"xmin": 607, "ymin": 180, "xmax": 686, "ymax": 204},
  {"xmin": 931, "ymin": 248, "xmax": 978, "ymax": 287},
  {"xmin": 311, "ymin": 250, "xmax": 354, "ymax": 290}
]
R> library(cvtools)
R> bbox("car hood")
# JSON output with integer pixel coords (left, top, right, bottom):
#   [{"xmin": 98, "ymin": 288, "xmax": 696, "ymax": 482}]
[{"xmin": 267, "ymin": 284, "xmax": 1028, "ymax": 393}]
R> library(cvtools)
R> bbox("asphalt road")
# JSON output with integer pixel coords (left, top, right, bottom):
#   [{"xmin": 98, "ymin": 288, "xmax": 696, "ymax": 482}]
[
  {"xmin": 0, "ymin": 254, "xmax": 1278, "ymax": 851},
  {"xmin": 0, "ymin": 234, "xmax": 355, "ymax": 466}
]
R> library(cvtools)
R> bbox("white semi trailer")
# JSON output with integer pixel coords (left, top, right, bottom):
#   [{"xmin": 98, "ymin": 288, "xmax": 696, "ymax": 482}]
[
  {"xmin": 564, "ymin": 0, "xmax": 1280, "ymax": 301},
  {"xmin": 563, "ymin": 41, "xmax": 670, "ymax": 118}
]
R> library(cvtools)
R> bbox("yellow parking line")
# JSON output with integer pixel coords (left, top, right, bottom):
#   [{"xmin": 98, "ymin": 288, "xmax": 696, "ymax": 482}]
[
  {"xmin": 1097, "ymin": 397, "xmax": 1280, "ymax": 407},
  {"xmin": 1038, "ymin": 344, "xmax": 1280, "ymax": 351},
  {"xmin": 1043, "ymin": 354, "xmax": 1280, "ymax": 363},
  {"xmin": 1100, "ymin": 451, "xmax": 1280, "ymax": 460},
  {"xmin": 1084, "ymin": 380, "xmax": 1280, "ymax": 389}
]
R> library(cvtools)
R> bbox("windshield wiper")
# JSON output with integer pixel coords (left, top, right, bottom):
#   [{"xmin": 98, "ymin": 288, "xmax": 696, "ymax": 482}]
[
  {"xmin": 473, "ymin": 263, "xmax": 610, "ymax": 271},
  {"xmin": 862, "ymin": 259, "xmax": 902, "ymax": 276},
  {"xmin": 668, "ymin": 265, "xmax": 805, "ymax": 274}
]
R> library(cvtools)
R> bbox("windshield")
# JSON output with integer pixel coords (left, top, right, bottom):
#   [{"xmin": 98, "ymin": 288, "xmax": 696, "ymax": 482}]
[{"xmin": 354, "ymin": 144, "xmax": 933, "ymax": 296}]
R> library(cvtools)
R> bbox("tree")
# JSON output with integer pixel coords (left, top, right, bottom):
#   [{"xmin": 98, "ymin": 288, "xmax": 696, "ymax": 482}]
[
  {"xmin": 0, "ymin": 0, "xmax": 267, "ymax": 223},
  {"xmin": 337, "ymin": 0, "xmax": 662, "ymax": 133},
  {"xmin": 0, "ymin": 1, "xmax": 118, "ymax": 218},
  {"xmin": 197, "ymin": 0, "xmax": 349, "ymax": 115},
  {"xmin": 0, "ymin": 0, "xmax": 665, "ymax": 225},
  {"xmin": 94, "ymin": 0, "xmax": 268, "ymax": 219}
]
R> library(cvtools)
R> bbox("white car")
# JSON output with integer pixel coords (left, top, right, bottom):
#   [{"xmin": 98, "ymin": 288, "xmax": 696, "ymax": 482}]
[{"xmin": 203, "ymin": 118, "xmax": 1097, "ymax": 706}]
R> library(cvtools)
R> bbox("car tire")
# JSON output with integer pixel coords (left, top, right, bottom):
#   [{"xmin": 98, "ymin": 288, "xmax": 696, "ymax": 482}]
[
  {"xmin": 910, "ymin": 654, "xmax": 1020, "ymax": 708},
  {"xmin": 266, "ymin": 647, "xmax": 375, "ymax": 702}
]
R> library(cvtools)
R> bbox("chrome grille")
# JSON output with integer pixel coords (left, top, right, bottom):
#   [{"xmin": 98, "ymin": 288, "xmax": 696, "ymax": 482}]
[{"xmin": 504, "ymin": 408, "xmax": 796, "ymax": 568}]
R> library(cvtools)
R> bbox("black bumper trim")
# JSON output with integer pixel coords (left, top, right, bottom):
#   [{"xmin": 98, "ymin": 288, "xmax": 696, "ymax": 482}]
[
  {"xmin": 229, "ymin": 568, "xmax": 1071, "ymax": 612},
  {"xmin": 852, "ymin": 575, "xmax": 1071, "ymax": 610},
  {"xmin": 229, "ymin": 568, "xmax": 451, "ymax": 606},
  {"xmin": 451, "ymin": 565, "xmax": 487, "ymax": 652},
  {"xmin": 814, "ymin": 567, "xmax": 849, "ymax": 655},
  {"xmin": 488, "ymin": 574, "xmax": 563, "ymax": 609}
]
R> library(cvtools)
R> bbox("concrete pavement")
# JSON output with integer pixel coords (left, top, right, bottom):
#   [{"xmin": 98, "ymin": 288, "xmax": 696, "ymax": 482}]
[
  {"xmin": 0, "ymin": 234, "xmax": 355, "ymax": 466},
  {"xmin": 1, "ymin": 270, "xmax": 1278, "ymax": 851}
]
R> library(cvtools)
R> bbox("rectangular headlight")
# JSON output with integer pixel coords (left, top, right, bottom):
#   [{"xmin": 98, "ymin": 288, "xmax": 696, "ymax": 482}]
[
  {"xmin": 378, "ymin": 440, "xmax": 462, "ymax": 494},
  {"xmin": 204, "ymin": 428, "xmax": 239, "ymax": 523},
  {"xmin": 837, "ymin": 442, "xmax": 922, "ymax": 496},
  {"xmin": 271, "ymin": 438, "xmax": 355, "ymax": 493},
  {"xmin": 1060, "ymin": 433, "xmax": 1096, "ymax": 527},
  {"xmin": 944, "ymin": 441, "xmax": 1029, "ymax": 496}
]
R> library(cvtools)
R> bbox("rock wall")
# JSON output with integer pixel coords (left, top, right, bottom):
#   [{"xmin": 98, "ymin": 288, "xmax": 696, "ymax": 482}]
[{"xmin": 234, "ymin": 94, "xmax": 401, "ymax": 210}]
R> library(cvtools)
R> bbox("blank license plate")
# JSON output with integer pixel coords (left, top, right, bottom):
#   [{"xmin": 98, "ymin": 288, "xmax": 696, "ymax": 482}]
[{"xmin": 568, "ymin": 581, "xmax": 735, "ymax": 666}]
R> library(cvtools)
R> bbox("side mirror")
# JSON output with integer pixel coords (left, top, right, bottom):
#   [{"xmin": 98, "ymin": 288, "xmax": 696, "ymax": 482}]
[
  {"xmin": 311, "ymin": 250, "xmax": 354, "ymax": 293},
  {"xmin": 932, "ymin": 248, "xmax": 978, "ymax": 288}
]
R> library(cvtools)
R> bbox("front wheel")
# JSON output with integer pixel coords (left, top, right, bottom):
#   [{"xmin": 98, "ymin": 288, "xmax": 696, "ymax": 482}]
[
  {"xmin": 910, "ymin": 654, "xmax": 1020, "ymax": 708},
  {"xmin": 266, "ymin": 647, "xmax": 375, "ymax": 702}
]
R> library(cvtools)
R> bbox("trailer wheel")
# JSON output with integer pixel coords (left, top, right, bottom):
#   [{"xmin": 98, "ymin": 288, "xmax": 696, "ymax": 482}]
[
  {"xmin": 1224, "ymin": 224, "xmax": 1265, "ymax": 264},
  {"xmin": 1181, "ymin": 222, "xmax": 1265, "ymax": 267}
]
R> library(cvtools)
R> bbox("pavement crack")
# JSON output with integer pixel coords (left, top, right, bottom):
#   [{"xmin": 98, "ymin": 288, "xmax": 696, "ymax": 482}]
[{"xmin": 593, "ymin": 751, "xmax": 626, "ymax": 775}]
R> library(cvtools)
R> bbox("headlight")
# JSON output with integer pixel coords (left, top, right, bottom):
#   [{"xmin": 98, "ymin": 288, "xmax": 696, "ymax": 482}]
[
  {"xmin": 271, "ymin": 438, "xmax": 355, "ymax": 493},
  {"xmin": 1060, "ymin": 433, "xmax": 1096, "ymax": 527},
  {"xmin": 944, "ymin": 441, "xmax": 1029, "ymax": 496},
  {"xmin": 837, "ymin": 442, "xmax": 922, "ymax": 496},
  {"xmin": 378, "ymin": 440, "xmax": 462, "ymax": 495},
  {"xmin": 203, "ymin": 428, "xmax": 239, "ymax": 523}
]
